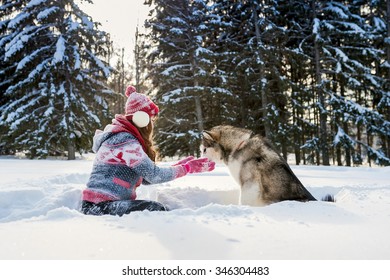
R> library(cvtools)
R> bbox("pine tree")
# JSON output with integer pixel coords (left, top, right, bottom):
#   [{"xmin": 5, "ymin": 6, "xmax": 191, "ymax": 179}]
[
  {"xmin": 0, "ymin": 0, "xmax": 112, "ymax": 159},
  {"xmin": 138, "ymin": 0, "xmax": 389, "ymax": 165},
  {"xmin": 278, "ymin": 0, "xmax": 314, "ymax": 165},
  {"xmin": 366, "ymin": 0, "xmax": 390, "ymax": 165},
  {"xmin": 293, "ymin": 0, "xmax": 390, "ymax": 166},
  {"xmin": 386, "ymin": 0, "xmax": 390, "ymax": 161},
  {"xmin": 207, "ymin": 0, "xmax": 250, "ymax": 128},
  {"xmin": 214, "ymin": 0, "xmax": 305, "ymax": 159},
  {"xmin": 318, "ymin": 1, "xmax": 389, "ymax": 166},
  {"xmin": 144, "ymin": 0, "xmax": 229, "ymax": 157},
  {"xmin": 0, "ymin": 1, "xmax": 27, "ymax": 155}
]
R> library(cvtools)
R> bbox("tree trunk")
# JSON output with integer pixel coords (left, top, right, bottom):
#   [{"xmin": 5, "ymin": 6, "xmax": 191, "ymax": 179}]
[
  {"xmin": 134, "ymin": 27, "xmax": 141, "ymax": 91},
  {"xmin": 386, "ymin": 0, "xmax": 390, "ymax": 160},
  {"xmin": 339, "ymin": 79, "xmax": 351, "ymax": 166},
  {"xmin": 292, "ymin": 97, "xmax": 301, "ymax": 165},
  {"xmin": 192, "ymin": 55, "xmax": 204, "ymax": 133},
  {"xmin": 252, "ymin": 4, "xmax": 270, "ymax": 138},
  {"xmin": 68, "ymin": 138, "xmax": 75, "ymax": 160},
  {"xmin": 336, "ymin": 145, "xmax": 342, "ymax": 166},
  {"xmin": 312, "ymin": 1, "xmax": 329, "ymax": 166},
  {"xmin": 194, "ymin": 95, "xmax": 204, "ymax": 133},
  {"xmin": 367, "ymin": 130, "xmax": 372, "ymax": 167}
]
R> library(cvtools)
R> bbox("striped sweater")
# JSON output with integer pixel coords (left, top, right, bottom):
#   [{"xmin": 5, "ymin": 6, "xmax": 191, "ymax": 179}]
[{"xmin": 82, "ymin": 125, "xmax": 187, "ymax": 204}]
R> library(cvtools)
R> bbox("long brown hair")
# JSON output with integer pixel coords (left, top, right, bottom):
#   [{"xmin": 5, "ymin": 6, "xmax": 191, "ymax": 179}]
[{"xmin": 131, "ymin": 119, "xmax": 158, "ymax": 162}]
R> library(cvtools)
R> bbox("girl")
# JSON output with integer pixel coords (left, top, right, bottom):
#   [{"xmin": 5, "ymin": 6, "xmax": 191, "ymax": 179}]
[{"xmin": 81, "ymin": 86, "xmax": 215, "ymax": 216}]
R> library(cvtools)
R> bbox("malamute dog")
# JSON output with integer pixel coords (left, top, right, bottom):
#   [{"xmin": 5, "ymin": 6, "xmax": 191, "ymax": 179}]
[{"xmin": 201, "ymin": 125, "xmax": 332, "ymax": 206}]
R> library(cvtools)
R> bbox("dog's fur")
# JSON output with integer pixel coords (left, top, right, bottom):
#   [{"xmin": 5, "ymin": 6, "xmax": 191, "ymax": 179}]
[{"xmin": 201, "ymin": 125, "xmax": 328, "ymax": 206}]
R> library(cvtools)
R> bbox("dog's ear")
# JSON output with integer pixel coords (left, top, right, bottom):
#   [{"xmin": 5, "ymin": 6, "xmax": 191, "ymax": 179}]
[
  {"xmin": 202, "ymin": 130, "xmax": 213, "ymax": 141},
  {"xmin": 202, "ymin": 130, "xmax": 220, "ymax": 147},
  {"xmin": 203, "ymin": 130, "xmax": 220, "ymax": 141}
]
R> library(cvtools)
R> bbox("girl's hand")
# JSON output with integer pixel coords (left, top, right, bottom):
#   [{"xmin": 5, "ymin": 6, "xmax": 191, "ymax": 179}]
[
  {"xmin": 172, "ymin": 156, "xmax": 195, "ymax": 166},
  {"xmin": 184, "ymin": 158, "xmax": 215, "ymax": 173}
]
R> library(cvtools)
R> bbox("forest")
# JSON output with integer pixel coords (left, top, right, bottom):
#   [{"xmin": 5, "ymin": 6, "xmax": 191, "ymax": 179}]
[{"xmin": 1, "ymin": 0, "xmax": 389, "ymax": 166}]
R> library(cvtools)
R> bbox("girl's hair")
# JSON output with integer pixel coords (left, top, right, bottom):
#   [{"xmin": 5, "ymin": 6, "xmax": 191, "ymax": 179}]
[{"xmin": 132, "ymin": 120, "xmax": 158, "ymax": 162}]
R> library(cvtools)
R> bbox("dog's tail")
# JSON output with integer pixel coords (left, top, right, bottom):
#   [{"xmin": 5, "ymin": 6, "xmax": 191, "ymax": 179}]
[{"xmin": 322, "ymin": 194, "xmax": 335, "ymax": 202}]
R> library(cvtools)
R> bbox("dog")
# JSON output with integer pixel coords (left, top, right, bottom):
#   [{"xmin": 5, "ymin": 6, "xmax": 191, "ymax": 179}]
[{"xmin": 201, "ymin": 125, "xmax": 333, "ymax": 206}]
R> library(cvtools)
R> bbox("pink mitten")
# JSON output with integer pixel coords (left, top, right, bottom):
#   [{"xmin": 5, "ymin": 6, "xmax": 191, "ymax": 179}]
[
  {"xmin": 184, "ymin": 158, "xmax": 215, "ymax": 174},
  {"xmin": 172, "ymin": 156, "xmax": 195, "ymax": 166}
]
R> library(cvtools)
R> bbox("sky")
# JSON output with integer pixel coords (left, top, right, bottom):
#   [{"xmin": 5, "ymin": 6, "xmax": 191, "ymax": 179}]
[{"xmin": 77, "ymin": 0, "xmax": 151, "ymax": 63}]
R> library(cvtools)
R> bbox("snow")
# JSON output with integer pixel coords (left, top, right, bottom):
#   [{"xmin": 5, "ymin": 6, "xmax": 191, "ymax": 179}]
[
  {"xmin": 324, "ymin": 4, "xmax": 348, "ymax": 19},
  {"xmin": 81, "ymin": 16, "xmax": 94, "ymax": 30},
  {"xmin": 43, "ymin": 106, "xmax": 54, "ymax": 117},
  {"xmin": 5, "ymin": 31, "xmax": 31, "ymax": 60},
  {"xmin": 170, "ymin": 27, "xmax": 184, "ymax": 35},
  {"xmin": 7, "ymin": 12, "xmax": 29, "ymax": 29},
  {"xmin": 86, "ymin": 49, "xmax": 111, "ymax": 77},
  {"xmin": 313, "ymin": 18, "xmax": 320, "ymax": 35},
  {"xmin": 169, "ymin": 17, "xmax": 186, "ymax": 25},
  {"xmin": 53, "ymin": 36, "xmax": 66, "ymax": 63},
  {"xmin": 334, "ymin": 47, "xmax": 348, "ymax": 62},
  {"xmin": 73, "ymin": 46, "xmax": 81, "ymax": 69},
  {"xmin": 344, "ymin": 22, "xmax": 365, "ymax": 33},
  {"xmin": 161, "ymin": 64, "xmax": 189, "ymax": 76},
  {"xmin": 373, "ymin": 17, "xmax": 386, "ymax": 31},
  {"xmin": 26, "ymin": 0, "xmax": 48, "ymax": 9},
  {"xmin": 333, "ymin": 125, "xmax": 353, "ymax": 146},
  {"xmin": 195, "ymin": 46, "xmax": 213, "ymax": 56},
  {"xmin": 37, "ymin": 7, "xmax": 59, "ymax": 21},
  {"xmin": 17, "ymin": 46, "xmax": 50, "ymax": 71},
  {"xmin": 0, "ymin": 156, "xmax": 389, "ymax": 261}
]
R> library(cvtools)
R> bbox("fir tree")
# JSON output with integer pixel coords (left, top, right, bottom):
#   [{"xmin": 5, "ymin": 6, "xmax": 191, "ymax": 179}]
[
  {"xmin": 0, "ymin": 0, "xmax": 112, "ymax": 159},
  {"xmin": 138, "ymin": 0, "xmax": 389, "ymax": 165},
  {"xmin": 145, "ymin": 0, "xmax": 229, "ymax": 157},
  {"xmin": 292, "ymin": 0, "xmax": 390, "ymax": 166}
]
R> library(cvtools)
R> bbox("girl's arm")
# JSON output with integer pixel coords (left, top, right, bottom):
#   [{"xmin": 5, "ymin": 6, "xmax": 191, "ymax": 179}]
[
  {"xmin": 121, "ymin": 141, "xmax": 214, "ymax": 185},
  {"xmin": 120, "ymin": 141, "xmax": 187, "ymax": 185}
]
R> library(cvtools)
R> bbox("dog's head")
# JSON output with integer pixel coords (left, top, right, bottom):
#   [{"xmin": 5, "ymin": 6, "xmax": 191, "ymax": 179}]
[
  {"xmin": 201, "ymin": 125, "xmax": 252, "ymax": 163},
  {"xmin": 201, "ymin": 128, "xmax": 223, "ymax": 163}
]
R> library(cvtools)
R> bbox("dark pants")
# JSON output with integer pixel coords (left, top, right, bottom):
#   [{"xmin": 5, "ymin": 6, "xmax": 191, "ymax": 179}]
[{"xmin": 81, "ymin": 200, "xmax": 168, "ymax": 216}]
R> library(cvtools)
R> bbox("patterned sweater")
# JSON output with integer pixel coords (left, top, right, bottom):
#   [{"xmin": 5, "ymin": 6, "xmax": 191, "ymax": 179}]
[{"xmin": 82, "ymin": 125, "xmax": 187, "ymax": 204}]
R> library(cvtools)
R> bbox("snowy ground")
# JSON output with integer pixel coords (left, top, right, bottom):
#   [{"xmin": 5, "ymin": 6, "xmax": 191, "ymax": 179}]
[{"xmin": 0, "ymin": 156, "xmax": 389, "ymax": 261}]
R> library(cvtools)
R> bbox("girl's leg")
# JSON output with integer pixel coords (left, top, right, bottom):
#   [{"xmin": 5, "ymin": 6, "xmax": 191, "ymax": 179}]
[{"xmin": 81, "ymin": 200, "xmax": 168, "ymax": 216}]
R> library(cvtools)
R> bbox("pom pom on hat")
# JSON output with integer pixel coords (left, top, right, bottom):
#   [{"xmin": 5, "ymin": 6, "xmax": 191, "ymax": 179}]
[
  {"xmin": 124, "ymin": 86, "xmax": 159, "ymax": 127},
  {"xmin": 125, "ymin": 86, "xmax": 137, "ymax": 97}
]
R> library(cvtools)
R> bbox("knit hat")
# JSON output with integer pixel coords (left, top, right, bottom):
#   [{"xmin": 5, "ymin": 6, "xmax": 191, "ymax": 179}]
[{"xmin": 124, "ymin": 86, "xmax": 159, "ymax": 128}]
